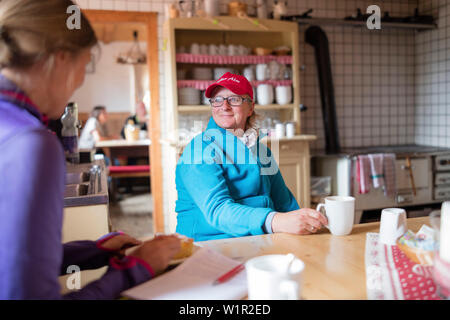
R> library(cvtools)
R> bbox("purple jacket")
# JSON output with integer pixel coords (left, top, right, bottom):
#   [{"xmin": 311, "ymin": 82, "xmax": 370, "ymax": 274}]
[{"xmin": 0, "ymin": 75, "xmax": 152, "ymax": 299}]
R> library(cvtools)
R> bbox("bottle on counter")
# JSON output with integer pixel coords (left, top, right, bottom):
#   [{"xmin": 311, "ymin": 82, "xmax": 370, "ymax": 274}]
[{"xmin": 61, "ymin": 102, "xmax": 80, "ymax": 164}]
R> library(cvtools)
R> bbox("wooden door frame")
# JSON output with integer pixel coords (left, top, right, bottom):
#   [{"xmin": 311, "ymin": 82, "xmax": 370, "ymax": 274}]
[{"xmin": 84, "ymin": 10, "xmax": 164, "ymax": 233}]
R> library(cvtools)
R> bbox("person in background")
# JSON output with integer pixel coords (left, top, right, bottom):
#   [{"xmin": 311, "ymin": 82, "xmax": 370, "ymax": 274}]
[
  {"xmin": 175, "ymin": 73, "xmax": 328, "ymax": 241},
  {"xmin": 120, "ymin": 100, "xmax": 148, "ymax": 139},
  {"xmin": 79, "ymin": 105, "xmax": 117, "ymax": 149},
  {"xmin": 0, "ymin": 0, "xmax": 180, "ymax": 299}
]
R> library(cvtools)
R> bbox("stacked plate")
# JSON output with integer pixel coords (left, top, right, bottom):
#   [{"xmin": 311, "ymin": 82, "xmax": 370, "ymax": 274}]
[
  {"xmin": 178, "ymin": 87, "xmax": 201, "ymax": 105},
  {"xmin": 192, "ymin": 67, "xmax": 213, "ymax": 80}
]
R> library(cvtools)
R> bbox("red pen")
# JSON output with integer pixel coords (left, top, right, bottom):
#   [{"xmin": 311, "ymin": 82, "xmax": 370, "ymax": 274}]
[{"xmin": 213, "ymin": 264, "xmax": 245, "ymax": 285}]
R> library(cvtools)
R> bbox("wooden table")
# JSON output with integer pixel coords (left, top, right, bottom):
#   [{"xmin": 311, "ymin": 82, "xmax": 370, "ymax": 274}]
[
  {"xmin": 197, "ymin": 216, "xmax": 430, "ymax": 300},
  {"xmin": 95, "ymin": 139, "xmax": 151, "ymax": 163}
]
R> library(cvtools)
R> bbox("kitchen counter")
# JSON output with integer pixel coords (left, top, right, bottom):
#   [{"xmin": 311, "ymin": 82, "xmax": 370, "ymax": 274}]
[
  {"xmin": 64, "ymin": 159, "xmax": 109, "ymax": 207},
  {"xmin": 161, "ymin": 134, "xmax": 317, "ymax": 149}
]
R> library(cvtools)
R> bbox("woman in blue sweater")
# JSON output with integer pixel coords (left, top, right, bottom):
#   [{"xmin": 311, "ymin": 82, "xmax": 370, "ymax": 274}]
[{"xmin": 175, "ymin": 73, "xmax": 328, "ymax": 241}]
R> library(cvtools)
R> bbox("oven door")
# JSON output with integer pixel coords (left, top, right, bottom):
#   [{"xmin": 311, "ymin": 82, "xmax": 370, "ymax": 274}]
[{"xmin": 353, "ymin": 157, "xmax": 432, "ymax": 210}]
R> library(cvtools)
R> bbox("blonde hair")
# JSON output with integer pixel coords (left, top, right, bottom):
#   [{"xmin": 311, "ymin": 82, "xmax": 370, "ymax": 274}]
[{"xmin": 0, "ymin": 0, "xmax": 97, "ymax": 70}]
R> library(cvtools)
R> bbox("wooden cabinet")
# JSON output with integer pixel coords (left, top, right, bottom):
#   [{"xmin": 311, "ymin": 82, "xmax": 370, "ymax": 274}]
[
  {"xmin": 263, "ymin": 137, "xmax": 315, "ymax": 209},
  {"xmin": 59, "ymin": 204, "xmax": 110, "ymax": 294}
]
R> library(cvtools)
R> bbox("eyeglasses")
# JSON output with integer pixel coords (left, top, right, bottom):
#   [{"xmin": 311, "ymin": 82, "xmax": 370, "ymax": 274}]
[{"xmin": 209, "ymin": 95, "xmax": 252, "ymax": 107}]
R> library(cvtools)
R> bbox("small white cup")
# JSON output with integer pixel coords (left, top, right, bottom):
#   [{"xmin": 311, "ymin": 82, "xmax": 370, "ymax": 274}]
[
  {"xmin": 208, "ymin": 44, "xmax": 218, "ymax": 55},
  {"xmin": 243, "ymin": 66, "xmax": 255, "ymax": 82},
  {"xmin": 256, "ymin": 63, "xmax": 269, "ymax": 81},
  {"xmin": 228, "ymin": 44, "xmax": 238, "ymax": 56},
  {"xmin": 245, "ymin": 254, "xmax": 305, "ymax": 300},
  {"xmin": 316, "ymin": 196, "xmax": 355, "ymax": 236},
  {"xmin": 218, "ymin": 44, "xmax": 227, "ymax": 55},
  {"xmin": 275, "ymin": 85, "xmax": 292, "ymax": 105},
  {"xmin": 190, "ymin": 43, "xmax": 200, "ymax": 55},
  {"xmin": 285, "ymin": 122, "xmax": 295, "ymax": 138},
  {"xmin": 200, "ymin": 44, "xmax": 209, "ymax": 55},
  {"xmin": 275, "ymin": 122, "xmax": 285, "ymax": 139},
  {"xmin": 256, "ymin": 84, "xmax": 274, "ymax": 105},
  {"xmin": 379, "ymin": 208, "xmax": 407, "ymax": 245}
]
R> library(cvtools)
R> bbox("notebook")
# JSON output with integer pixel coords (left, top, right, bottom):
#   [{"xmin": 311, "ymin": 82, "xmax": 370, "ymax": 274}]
[{"xmin": 121, "ymin": 247, "xmax": 248, "ymax": 300}]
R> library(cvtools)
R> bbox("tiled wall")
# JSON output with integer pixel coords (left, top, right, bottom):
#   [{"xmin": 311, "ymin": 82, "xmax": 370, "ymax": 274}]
[{"xmin": 415, "ymin": 0, "xmax": 450, "ymax": 148}]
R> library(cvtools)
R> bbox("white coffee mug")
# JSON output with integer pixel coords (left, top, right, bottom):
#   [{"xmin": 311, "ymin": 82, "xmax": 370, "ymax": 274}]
[
  {"xmin": 316, "ymin": 196, "xmax": 355, "ymax": 236},
  {"xmin": 285, "ymin": 122, "xmax": 295, "ymax": 138},
  {"xmin": 275, "ymin": 122, "xmax": 285, "ymax": 139},
  {"xmin": 256, "ymin": 63, "xmax": 269, "ymax": 81},
  {"xmin": 208, "ymin": 44, "xmax": 218, "ymax": 55},
  {"xmin": 256, "ymin": 84, "xmax": 273, "ymax": 105},
  {"xmin": 243, "ymin": 66, "xmax": 255, "ymax": 82},
  {"xmin": 275, "ymin": 85, "xmax": 292, "ymax": 105},
  {"xmin": 204, "ymin": 0, "xmax": 220, "ymax": 17},
  {"xmin": 245, "ymin": 254, "xmax": 305, "ymax": 300},
  {"xmin": 190, "ymin": 43, "xmax": 200, "ymax": 55},
  {"xmin": 379, "ymin": 208, "xmax": 407, "ymax": 245},
  {"xmin": 228, "ymin": 44, "xmax": 238, "ymax": 56},
  {"xmin": 218, "ymin": 44, "xmax": 227, "ymax": 55},
  {"xmin": 200, "ymin": 44, "xmax": 209, "ymax": 55}
]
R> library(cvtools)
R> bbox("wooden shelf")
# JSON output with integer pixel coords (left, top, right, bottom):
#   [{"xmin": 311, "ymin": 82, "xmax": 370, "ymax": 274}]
[
  {"xmin": 178, "ymin": 79, "xmax": 293, "ymax": 91},
  {"xmin": 178, "ymin": 104, "xmax": 296, "ymax": 112},
  {"xmin": 176, "ymin": 53, "xmax": 293, "ymax": 65},
  {"xmin": 290, "ymin": 17, "xmax": 437, "ymax": 30}
]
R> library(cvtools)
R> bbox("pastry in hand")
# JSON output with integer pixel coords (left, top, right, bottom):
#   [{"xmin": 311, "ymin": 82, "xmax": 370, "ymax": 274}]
[{"xmin": 172, "ymin": 236, "xmax": 194, "ymax": 260}]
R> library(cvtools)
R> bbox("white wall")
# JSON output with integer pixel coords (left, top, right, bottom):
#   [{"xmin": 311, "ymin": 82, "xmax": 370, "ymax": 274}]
[{"xmin": 71, "ymin": 41, "xmax": 147, "ymax": 113}]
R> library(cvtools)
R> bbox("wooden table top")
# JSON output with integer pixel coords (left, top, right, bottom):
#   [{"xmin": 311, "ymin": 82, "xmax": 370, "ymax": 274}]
[
  {"xmin": 197, "ymin": 216, "xmax": 430, "ymax": 300},
  {"xmin": 95, "ymin": 139, "xmax": 151, "ymax": 148}
]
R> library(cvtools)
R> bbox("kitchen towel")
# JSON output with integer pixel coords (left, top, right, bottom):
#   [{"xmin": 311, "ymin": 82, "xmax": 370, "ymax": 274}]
[
  {"xmin": 365, "ymin": 233, "xmax": 440, "ymax": 300},
  {"xmin": 383, "ymin": 153, "xmax": 396, "ymax": 197},
  {"xmin": 356, "ymin": 155, "xmax": 371, "ymax": 194},
  {"xmin": 368, "ymin": 153, "xmax": 385, "ymax": 188}
]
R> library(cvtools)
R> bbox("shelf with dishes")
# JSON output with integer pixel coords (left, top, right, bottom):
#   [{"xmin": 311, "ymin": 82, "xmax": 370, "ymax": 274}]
[
  {"xmin": 177, "ymin": 79, "xmax": 293, "ymax": 91},
  {"xmin": 176, "ymin": 53, "xmax": 293, "ymax": 65},
  {"xmin": 178, "ymin": 104, "xmax": 296, "ymax": 113}
]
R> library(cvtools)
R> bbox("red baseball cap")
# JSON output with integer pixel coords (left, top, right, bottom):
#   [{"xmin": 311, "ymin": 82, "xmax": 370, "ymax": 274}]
[{"xmin": 205, "ymin": 72, "xmax": 254, "ymax": 100}]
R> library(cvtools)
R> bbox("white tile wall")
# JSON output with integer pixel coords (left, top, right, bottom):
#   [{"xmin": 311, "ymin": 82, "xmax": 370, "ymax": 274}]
[{"xmin": 415, "ymin": 0, "xmax": 450, "ymax": 148}]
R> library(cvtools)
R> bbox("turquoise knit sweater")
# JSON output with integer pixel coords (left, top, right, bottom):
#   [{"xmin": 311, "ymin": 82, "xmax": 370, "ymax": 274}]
[{"xmin": 175, "ymin": 117, "xmax": 299, "ymax": 241}]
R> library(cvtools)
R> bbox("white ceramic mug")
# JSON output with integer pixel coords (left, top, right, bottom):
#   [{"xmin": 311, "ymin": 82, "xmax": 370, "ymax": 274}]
[
  {"xmin": 275, "ymin": 85, "xmax": 292, "ymax": 105},
  {"xmin": 200, "ymin": 44, "xmax": 209, "ymax": 55},
  {"xmin": 204, "ymin": 0, "xmax": 220, "ymax": 17},
  {"xmin": 218, "ymin": 44, "xmax": 227, "ymax": 55},
  {"xmin": 316, "ymin": 196, "xmax": 355, "ymax": 236},
  {"xmin": 208, "ymin": 44, "xmax": 218, "ymax": 55},
  {"xmin": 243, "ymin": 66, "xmax": 255, "ymax": 82},
  {"xmin": 285, "ymin": 122, "xmax": 295, "ymax": 138},
  {"xmin": 256, "ymin": 84, "xmax": 273, "ymax": 105},
  {"xmin": 190, "ymin": 43, "xmax": 200, "ymax": 55},
  {"xmin": 275, "ymin": 122, "xmax": 285, "ymax": 139},
  {"xmin": 228, "ymin": 44, "xmax": 238, "ymax": 56},
  {"xmin": 379, "ymin": 208, "xmax": 407, "ymax": 245},
  {"xmin": 245, "ymin": 254, "xmax": 305, "ymax": 300},
  {"xmin": 256, "ymin": 63, "xmax": 269, "ymax": 81}
]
